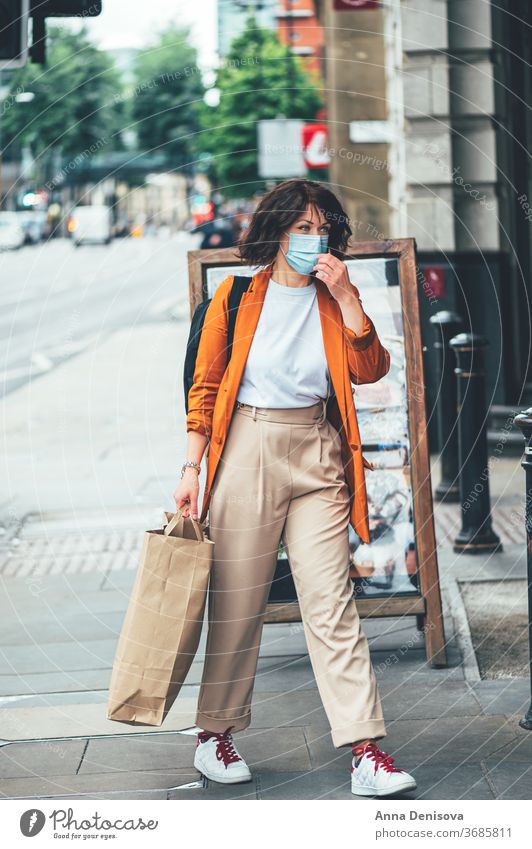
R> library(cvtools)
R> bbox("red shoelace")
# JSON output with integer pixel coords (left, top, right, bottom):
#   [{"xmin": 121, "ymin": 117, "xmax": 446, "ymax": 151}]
[
  {"xmin": 352, "ymin": 741, "xmax": 404, "ymax": 775},
  {"xmin": 197, "ymin": 727, "xmax": 241, "ymax": 767}
]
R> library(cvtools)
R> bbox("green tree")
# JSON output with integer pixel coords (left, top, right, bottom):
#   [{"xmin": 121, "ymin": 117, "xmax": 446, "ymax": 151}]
[
  {"xmin": 131, "ymin": 25, "xmax": 205, "ymax": 168},
  {"xmin": 1, "ymin": 25, "xmax": 125, "ymax": 164},
  {"xmin": 197, "ymin": 15, "xmax": 323, "ymax": 198}
]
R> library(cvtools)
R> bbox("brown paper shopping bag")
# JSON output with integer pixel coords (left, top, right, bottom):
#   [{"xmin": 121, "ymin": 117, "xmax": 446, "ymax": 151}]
[{"xmin": 106, "ymin": 508, "xmax": 214, "ymax": 726}]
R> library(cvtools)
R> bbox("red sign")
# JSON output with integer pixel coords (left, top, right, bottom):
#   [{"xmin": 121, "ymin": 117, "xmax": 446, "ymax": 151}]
[
  {"xmin": 333, "ymin": 0, "xmax": 379, "ymax": 9},
  {"xmin": 423, "ymin": 266, "xmax": 446, "ymax": 300},
  {"xmin": 302, "ymin": 124, "xmax": 330, "ymax": 169}
]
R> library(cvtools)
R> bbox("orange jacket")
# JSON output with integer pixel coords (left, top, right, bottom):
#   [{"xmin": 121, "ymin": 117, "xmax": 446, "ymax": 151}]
[{"xmin": 186, "ymin": 264, "xmax": 391, "ymax": 543}]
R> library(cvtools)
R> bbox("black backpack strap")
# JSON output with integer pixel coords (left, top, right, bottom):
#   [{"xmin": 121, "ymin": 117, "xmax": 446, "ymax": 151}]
[
  {"xmin": 184, "ymin": 298, "xmax": 211, "ymax": 414},
  {"xmin": 183, "ymin": 274, "xmax": 253, "ymax": 415},
  {"xmin": 226, "ymin": 275, "xmax": 252, "ymax": 362}
]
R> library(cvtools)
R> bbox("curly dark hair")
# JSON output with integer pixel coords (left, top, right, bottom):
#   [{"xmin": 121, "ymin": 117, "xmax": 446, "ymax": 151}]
[{"xmin": 237, "ymin": 179, "xmax": 352, "ymax": 267}]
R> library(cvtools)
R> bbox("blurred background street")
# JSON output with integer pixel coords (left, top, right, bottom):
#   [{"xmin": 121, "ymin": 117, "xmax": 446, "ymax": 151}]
[
  {"xmin": 1, "ymin": 231, "xmax": 196, "ymax": 518},
  {"xmin": 1, "ymin": 0, "xmax": 532, "ymax": 803}
]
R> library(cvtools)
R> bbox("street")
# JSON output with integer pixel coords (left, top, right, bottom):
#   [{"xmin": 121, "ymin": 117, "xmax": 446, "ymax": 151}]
[
  {"xmin": 0, "ymin": 233, "xmax": 196, "ymax": 398},
  {"xmin": 0, "ymin": 233, "xmax": 531, "ymax": 801},
  {"xmin": 1, "ymin": 232, "xmax": 198, "ymax": 524},
  {"xmin": 0, "ymin": 0, "xmax": 530, "ymax": 820}
]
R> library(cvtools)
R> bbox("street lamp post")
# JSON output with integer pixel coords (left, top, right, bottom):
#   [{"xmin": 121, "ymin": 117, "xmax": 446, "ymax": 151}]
[
  {"xmin": 513, "ymin": 409, "xmax": 532, "ymax": 731},
  {"xmin": 450, "ymin": 332, "xmax": 502, "ymax": 554},
  {"xmin": 430, "ymin": 310, "xmax": 464, "ymax": 502},
  {"xmin": 0, "ymin": 68, "xmax": 4, "ymax": 208}
]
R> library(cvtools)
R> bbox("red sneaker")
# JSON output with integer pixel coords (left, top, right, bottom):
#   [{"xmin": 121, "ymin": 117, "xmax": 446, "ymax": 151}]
[
  {"xmin": 351, "ymin": 740, "xmax": 416, "ymax": 797},
  {"xmin": 194, "ymin": 726, "xmax": 252, "ymax": 784}
]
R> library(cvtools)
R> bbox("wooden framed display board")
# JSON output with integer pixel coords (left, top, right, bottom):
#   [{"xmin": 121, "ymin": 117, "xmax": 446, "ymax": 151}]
[{"xmin": 187, "ymin": 239, "xmax": 447, "ymax": 668}]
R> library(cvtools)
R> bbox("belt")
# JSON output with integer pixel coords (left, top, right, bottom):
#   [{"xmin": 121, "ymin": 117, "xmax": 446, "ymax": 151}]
[{"xmin": 235, "ymin": 398, "xmax": 327, "ymax": 425}]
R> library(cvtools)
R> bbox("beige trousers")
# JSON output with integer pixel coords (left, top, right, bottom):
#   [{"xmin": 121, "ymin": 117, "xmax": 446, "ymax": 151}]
[{"xmin": 196, "ymin": 398, "xmax": 386, "ymax": 748}]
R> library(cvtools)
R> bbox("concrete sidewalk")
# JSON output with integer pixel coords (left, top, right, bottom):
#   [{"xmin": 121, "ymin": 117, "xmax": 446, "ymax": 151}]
[
  {"xmin": 0, "ymin": 490, "xmax": 531, "ymax": 801},
  {"xmin": 1, "ymin": 309, "xmax": 531, "ymax": 800}
]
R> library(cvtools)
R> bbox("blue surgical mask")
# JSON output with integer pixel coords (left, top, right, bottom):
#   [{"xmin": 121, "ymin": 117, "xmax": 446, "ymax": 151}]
[{"xmin": 280, "ymin": 232, "xmax": 329, "ymax": 275}]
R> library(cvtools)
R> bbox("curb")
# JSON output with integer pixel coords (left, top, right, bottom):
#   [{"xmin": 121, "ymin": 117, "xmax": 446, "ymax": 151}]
[{"xmin": 440, "ymin": 572, "xmax": 482, "ymax": 683}]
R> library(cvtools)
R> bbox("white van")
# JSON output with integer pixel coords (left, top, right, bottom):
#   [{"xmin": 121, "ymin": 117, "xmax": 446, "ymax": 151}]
[{"xmin": 69, "ymin": 205, "xmax": 112, "ymax": 246}]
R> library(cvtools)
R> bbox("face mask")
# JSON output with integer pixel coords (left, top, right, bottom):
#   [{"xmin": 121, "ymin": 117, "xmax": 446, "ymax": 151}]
[{"xmin": 280, "ymin": 232, "xmax": 329, "ymax": 275}]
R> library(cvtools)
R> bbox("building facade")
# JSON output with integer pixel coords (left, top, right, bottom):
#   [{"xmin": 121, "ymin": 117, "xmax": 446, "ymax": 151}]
[
  {"xmin": 218, "ymin": 0, "xmax": 323, "ymax": 78},
  {"xmin": 275, "ymin": 0, "xmax": 324, "ymax": 77},
  {"xmin": 317, "ymin": 0, "xmax": 532, "ymax": 424},
  {"xmin": 217, "ymin": 0, "xmax": 279, "ymax": 57}
]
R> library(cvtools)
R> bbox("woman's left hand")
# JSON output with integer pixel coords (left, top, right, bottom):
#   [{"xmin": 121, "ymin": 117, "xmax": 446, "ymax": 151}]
[{"xmin": 312, "ymin": 253, "xmax": 359, "ymax": 304}]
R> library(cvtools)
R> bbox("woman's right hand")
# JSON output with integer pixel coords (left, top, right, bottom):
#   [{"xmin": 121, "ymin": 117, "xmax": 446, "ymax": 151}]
[{"xmin": 173, "ymin": 469, "xmax": 200, "ymax": 519}]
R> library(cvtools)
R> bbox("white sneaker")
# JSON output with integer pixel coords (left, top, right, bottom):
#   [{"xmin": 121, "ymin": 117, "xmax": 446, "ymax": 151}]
[
  {"xmin": 351, "ymin": 740, "xmax": 417, "ymax": 797},
  {"xmin": 194, "ymin": 726, "xmax": 252, "ymax": 784}
]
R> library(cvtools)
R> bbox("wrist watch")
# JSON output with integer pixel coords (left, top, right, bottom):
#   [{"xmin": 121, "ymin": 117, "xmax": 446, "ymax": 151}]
[{"xmin": 181, "ymin": 460, "xmax": 201, "ymax": 478}]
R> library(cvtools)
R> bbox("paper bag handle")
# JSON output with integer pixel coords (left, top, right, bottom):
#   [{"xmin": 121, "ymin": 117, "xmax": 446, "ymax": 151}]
[{"xmin": 164, "ymin": 507, "xmax": 204, "ymax": 542}]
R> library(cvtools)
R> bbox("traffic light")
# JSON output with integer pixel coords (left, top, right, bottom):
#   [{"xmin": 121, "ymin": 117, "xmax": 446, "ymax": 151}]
[
  {"xmin": 0, "ymin": 0, "xmax": 29, "ymax": 67},
  {"xmin": 0, "ymin": 1, "xmax": 102, "ymax": 68},
  {"xmin": 30, "ymin": 1, "xmax": 102, "ymax": 15}
]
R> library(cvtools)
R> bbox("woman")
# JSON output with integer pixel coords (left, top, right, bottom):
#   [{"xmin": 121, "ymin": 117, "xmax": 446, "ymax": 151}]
[{"xmin": 174, "ymin": 179, "xmax": 416, "ymax": 798}]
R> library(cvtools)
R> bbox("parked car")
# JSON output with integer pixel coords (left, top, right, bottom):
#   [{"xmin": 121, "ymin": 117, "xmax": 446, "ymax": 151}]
[
  {"xmin": 68, "ymin": 205, "xmax": 113, "ymax": 246},
  {"xmin": 18, "ymin": 211, "xmax": 47, "ymax": 244},
  {"xmin": 0, "ymin": 212, "xmax": 25, "ymax": 251}
]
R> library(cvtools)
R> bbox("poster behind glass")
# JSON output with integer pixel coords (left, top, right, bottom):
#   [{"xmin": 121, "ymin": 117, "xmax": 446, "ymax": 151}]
[
  {"xmin": 345, "ymin": 257, "xmax": 418, "ymax": 598},
  {"xmin": 205, "ymin": 260, "xmax": 419, "ymax": 600}
]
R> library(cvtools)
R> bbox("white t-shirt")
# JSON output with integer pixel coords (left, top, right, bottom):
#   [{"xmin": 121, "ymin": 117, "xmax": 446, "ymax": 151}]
[{"xmin": 236, "ymin": 277, "xmax": 330, "ymax": 407}]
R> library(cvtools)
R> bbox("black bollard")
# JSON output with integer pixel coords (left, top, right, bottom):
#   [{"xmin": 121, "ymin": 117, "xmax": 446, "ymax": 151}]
[
  {"xmin": 513, "ymin": 409, "xmax": 532, "ymax": 730},
  {"xmin": 430, "ymin": 311, "xmax": 463, "ymax": 502},
  {"xmin": 450, "ymin": 332, "xmax": 502, "ymax": 554}
]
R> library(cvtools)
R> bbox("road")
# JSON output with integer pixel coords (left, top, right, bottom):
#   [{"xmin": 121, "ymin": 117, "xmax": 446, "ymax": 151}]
[
  {"xmin": 0, "ymin": 232, "xmax": 201, "ymax": 525},
  {"xmin": 0, "ymin": 232, "xmax": 198, "ymax": 398}
]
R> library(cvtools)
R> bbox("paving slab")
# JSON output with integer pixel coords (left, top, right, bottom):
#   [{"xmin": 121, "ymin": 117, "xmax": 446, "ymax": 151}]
[
  {"xmin": 0, "ymin": 612, "xmax": 126, "ymax": 649},
  {"xmin": 0, "ymin": 690, "xmax": 108, "ymax": 709},
  {"xmin": 85, "ymin": 791, "xmax": 170, "ymax": 800},
  {"xmin": 258, "ymin": 623, "xmax": 309, "ymax": 657},
  {"xmin": 483, "ymin": 762, "xmax": 532, "ymax": 800},
  {"xmin": 253, "ymin": 655, "xmax": 316, "ymax": 692},
  {"xmin": 374, "ymin": 665, "xmax": 467, "ymax": 685},
  {"xmin": 371, "ymin": 645, "xmax": 464, "ymax": 682},
  {"xmin": 483, "ymin": 721, "xmax": 532, "ymax": 762},
  {"xmin": 179, "ymin": 655, "xmax": 314, "ymax": 692},
  {"xmin": 0, "ymin": 739, "xmax": 85, "ymax": 779},
  {"xmin": 378, "ymin": 680, "xmax": 482, "ymax": 721},
  {"xmin": 168, "ymin": 777, "xmax": 258, "ymax": 800},
  {"xmin": 304, "ymin": 715, "xmax": 519, "ymax": 771},
  {"xmin": 363, "ymin": 620, "xmax": 428, "ymax": 653},
  {"xmin": 0, "ymin": 668, "xmax": 113, "ymax": 697},
  {"xmin": 257, "ymin": 767, "xmax": 489, "ymax": 800},
  {"xmin": 471, "ymin": 679, "xmax": 532, "ymax": 716},
  {"xmin": 257, "ymin": 618, "xmax": 438, "ymax": 658},
  {"xmin": 228, "ymin": 727, "xmax": 312, "ymax": 772},
  {"xmin": 406, "ymin": 763, "xmax": 494, "ymax": 800},
  {"xmin": 0, "ymin": 638, "xmax": 116, "ymax": 675},
  {"xmin": 249, "ymin": 690, "xmax": 329, "ymax": 729},
  {"xmin": 78, "ymin": 733, "xmax": 197, "ymax": 774},
  {"xmin": 258, "ymin": 769, "xmax": 353, "ymax": 800},
  {"xmin": 0, "ymin": 584, "xmax": 127, "ymax": 616},
  {"xmin": 0, "ymin": 573, "xmax": 110, "ymax": 607},
  {"xmin": 302, "ymin": 726, "xmax": 360, "ymax": 771},
  {"xmin": 439, "ymin": 545, "xmax": 527, "ymax": 584},
  {"xmin": 0, "ymin": 699, "xmax": 197, "ymax": 741},
  {"xmin": 381, "ymin": 715, "xmax": 519, "ymax": 768},
  {"xmin": 0, "ymin": 768, "xmax": 200, "ymax": 799},
  {"xmin": 100, "ymin": 569, "xmax": 139, "ymax": 590}
]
